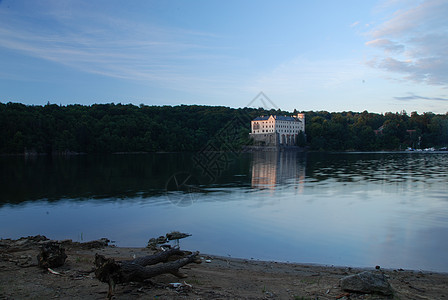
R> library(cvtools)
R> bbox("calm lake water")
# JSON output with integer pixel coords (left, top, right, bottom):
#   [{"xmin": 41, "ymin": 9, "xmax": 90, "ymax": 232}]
[{"xmin": 1, "ymin": 151, "xmax": 447, "ymax": 272}]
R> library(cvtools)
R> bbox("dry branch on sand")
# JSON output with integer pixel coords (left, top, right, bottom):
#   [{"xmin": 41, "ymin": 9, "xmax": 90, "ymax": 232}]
[{"xmin": 94, "ymin": 247, "xmax": 201, "ymax": 298}]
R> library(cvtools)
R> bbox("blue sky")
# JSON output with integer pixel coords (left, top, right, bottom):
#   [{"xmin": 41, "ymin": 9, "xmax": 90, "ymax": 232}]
[{"xmin": 0, "ymin": 0, "xmax": 447, "ymax": 114}]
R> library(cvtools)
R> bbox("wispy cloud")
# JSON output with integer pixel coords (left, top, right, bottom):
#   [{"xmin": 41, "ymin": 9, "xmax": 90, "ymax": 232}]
[
  {"xmin": 350, "ymin": 21, "xmax": 360, "ymax": 28},
  {"xmin": 366, "ymin": 0, "xmax": 448, "ymax": 86},
  {"xmin": 0, "ymin": 1, "xmax": 239, "ymax": 93},
  {"xmin": 394, "ymin": 93, "xmax": 448, "ymax": 101},
  {"xmin": 365, "ymin": 39, "xmax": 404, "ymax": 54},
  {"xmin": 245, "ymin": 56, "xmax": 370, "ymax": 112},
  {"xmin": 249, "ymin": 57, "xmax": 366, "ymax": 94}
]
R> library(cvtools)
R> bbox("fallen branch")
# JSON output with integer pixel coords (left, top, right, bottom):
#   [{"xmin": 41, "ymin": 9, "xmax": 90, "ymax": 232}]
[
  {"xmin": 120, "ymin": 251, "xmax": 199, "ymax": 281},
  {"xmin": 94, "ymin": 248, "xmax": 200, "ymax": 298}
]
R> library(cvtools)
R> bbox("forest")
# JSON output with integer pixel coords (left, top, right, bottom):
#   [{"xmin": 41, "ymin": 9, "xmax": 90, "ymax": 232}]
[{"xmin": 0, "ymin": 102, "xmax": 447, "ymax": 154}]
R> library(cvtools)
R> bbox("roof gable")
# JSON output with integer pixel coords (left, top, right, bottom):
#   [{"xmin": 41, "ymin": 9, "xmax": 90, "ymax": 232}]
[
  {"xmin": 274, "ymin": 115, "xmax": 296, "ymax": 121},
  {"xmin": 252, "ymin": 115, "xmax": 300, "ymax": 122},
  {"xmin": 252, "ymin": 116, "xmax": 270, "ymax": 121}
]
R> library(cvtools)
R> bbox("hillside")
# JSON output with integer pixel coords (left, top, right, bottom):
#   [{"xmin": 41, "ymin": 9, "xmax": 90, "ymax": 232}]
[{"xmin": 1, "ymin": 102, "xmax": 447, "ymax": 154}]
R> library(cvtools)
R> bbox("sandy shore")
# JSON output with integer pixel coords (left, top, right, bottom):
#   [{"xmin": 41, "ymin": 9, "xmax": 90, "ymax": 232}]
[{"xmin": 1, "ymin": 237, "xmax": 447, "ymax": 299}]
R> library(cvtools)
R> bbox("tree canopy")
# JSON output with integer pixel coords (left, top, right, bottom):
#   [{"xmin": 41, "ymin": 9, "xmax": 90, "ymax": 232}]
[{"xmin": 0, "ymin": 102, "xmax": 447, "ymax": 154}]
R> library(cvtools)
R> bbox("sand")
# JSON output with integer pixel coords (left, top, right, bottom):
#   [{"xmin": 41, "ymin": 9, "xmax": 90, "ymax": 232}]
[{"xmin": 1, "ymin": 237, "xmax": 447, "ymax": 299}]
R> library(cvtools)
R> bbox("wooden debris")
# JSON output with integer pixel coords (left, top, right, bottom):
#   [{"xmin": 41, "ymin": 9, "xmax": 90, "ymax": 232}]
[
  {"xmin": 94, "ymin": 247, "xmax": 200, "ymax": 298},
  {"xmin": 37, "ymin": 242, "xmax": 67, "ymax": 268}
]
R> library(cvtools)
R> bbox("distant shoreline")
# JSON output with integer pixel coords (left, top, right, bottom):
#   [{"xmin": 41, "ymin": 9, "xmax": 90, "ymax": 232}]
[{"xmin": 3, "ymin": 148, "xmax": 448, "ymax": 157}]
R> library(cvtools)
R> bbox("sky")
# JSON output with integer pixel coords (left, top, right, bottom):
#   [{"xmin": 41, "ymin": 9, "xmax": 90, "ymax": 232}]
[{"xmin": 0, "ymin": 0, "xmax": 447, "ymax": 114}]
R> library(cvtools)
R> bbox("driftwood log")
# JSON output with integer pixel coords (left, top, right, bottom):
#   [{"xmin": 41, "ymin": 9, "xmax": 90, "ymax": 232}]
[
  {"xmin": 37, "ymin": 242, "xmax": 67, "ymax": 268},
  {"xmin": 94, "ymin": 248, "xmax": 200, "ymax": 298}
]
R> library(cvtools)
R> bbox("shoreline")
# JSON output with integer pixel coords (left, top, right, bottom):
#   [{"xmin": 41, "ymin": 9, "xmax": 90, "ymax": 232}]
[
  {"xmin": 205, "ymin": 253, "xmax": 448, "ymax": 275},
  {"xmin": 1, "ymin": 236, "xmax": 447, "ymax": 299},
  {"xmin": 2, "ymin": 148, "xmax": 447, "ymax": 157}
]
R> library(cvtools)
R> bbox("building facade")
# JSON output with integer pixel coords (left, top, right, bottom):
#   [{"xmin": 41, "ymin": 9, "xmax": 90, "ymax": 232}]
[{"xmin": 249, "ymin": 113, "xmax": 305, "ymax": 146}]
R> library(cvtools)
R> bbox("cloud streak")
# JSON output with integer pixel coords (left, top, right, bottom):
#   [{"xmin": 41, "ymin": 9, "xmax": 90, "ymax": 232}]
[
  {"xmin": 249, "ymin": 57, "xmax": 366, "ymax": 93},
  {"xmin": 366, "ymin": 0, "xmax": 448, "ymax": 86},
  {"xmin": 0, "ymin": 1, "xmax": 240, "ymax": 94},
  {"xmin": 394, "ymin": 93, "xmax": 448, "ymax": 101},
  {"xmin": 365, "ymin": 39, "xmax": 404, "ymax": 54}
]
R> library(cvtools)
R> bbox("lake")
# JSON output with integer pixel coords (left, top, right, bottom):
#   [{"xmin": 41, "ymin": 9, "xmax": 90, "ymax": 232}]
[{"xmin": 1, "ymin": 151, "xmax": 447, "ymax": 272}]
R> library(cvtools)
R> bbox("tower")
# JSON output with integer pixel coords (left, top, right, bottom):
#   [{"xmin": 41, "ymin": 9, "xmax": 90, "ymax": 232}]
[{"xmin": 296, "ymin": 113, "xmax": 305, "ymax": 132}]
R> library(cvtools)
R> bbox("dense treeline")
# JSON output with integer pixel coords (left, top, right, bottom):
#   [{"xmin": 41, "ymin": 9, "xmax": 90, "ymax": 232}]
[
  {"xmin": 0, "ymin": 102, "xmax": 447, "ymax": 154},
  {"xmin": 305, "ymin": 110, "xmax": 448, "ymax": 151},
  {"xmin": 0, "ymin": 102, "xmax": 257, "ymax": 154}
]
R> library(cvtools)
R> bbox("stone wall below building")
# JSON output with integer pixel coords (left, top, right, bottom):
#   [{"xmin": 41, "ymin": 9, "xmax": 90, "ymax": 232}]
[
  {"xmin": 250, "ymin": 132, "xmax": 302, "ymax": 147},
  {"xmin": 249, "ymin": 133, "xmax": 279, "ymax": 146}
]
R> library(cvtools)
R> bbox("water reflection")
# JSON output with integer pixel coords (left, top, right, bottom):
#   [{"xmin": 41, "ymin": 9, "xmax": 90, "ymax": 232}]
[
  {"xmin": 251, "ymin": 151, "xmax": 306, "ymax": 191},
  {"xmin": 4, "ymin": 152, "xmax": 445, "ymax": 207},
  {"xmin": 306, "ymin": 152, "xmax": 448, "ymax": 185},
  {"xmin": 0, "ymin": 154, "xmax": 199, "ymax": 206},
  {"xmin": 1, "ymin": 152, "xmax": 448, "ymax": 271}
]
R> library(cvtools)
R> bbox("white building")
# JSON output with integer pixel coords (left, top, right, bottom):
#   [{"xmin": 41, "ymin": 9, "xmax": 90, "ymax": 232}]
[{"xmin": 250, "ymin": 113, "xmax": 305, "ymax": 146}]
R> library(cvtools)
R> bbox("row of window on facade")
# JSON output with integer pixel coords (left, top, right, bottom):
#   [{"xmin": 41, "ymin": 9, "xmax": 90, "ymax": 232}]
[
  {"xmin": 255, "ymin": 124, "xmax": 299, "ymax": 129},
  {"xmin": 257, "ymin": 129, "xmax": 301, "ymax": 133},
  {"xmin": 250, "ymin": 114, "xmax": 306, "ymax": 138}
]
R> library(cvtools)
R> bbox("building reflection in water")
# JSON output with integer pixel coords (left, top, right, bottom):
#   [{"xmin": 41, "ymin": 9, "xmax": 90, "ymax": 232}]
[{"xmin": 251, "ymin": 151, "xmax": 306, "ymax": 192}]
